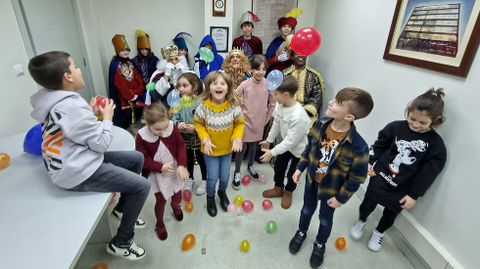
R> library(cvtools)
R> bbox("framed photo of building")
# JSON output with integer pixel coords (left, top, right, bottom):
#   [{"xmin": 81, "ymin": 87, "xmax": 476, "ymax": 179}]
[
  {"xmin": 210, "ymin": 26, "xmax": 229, "ymax": 52},
  {"xmin": 384, "ymin": 0, "xmax": 480, "ymax": 77}
]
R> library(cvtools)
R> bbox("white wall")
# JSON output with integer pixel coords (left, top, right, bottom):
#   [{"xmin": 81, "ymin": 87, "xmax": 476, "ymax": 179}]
[
  {"xmin": 0, "ymin": 1, "xmax": 39, "ymax": 137},
  {"xmin": 310, "ymin": 1, "xmax": 479, "ymax": 268}
]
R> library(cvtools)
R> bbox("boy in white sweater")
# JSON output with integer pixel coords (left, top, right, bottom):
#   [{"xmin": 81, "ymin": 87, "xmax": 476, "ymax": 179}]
[{"xmin": 259, "ymin": 76, "xmax": 310, "ymax": 209}]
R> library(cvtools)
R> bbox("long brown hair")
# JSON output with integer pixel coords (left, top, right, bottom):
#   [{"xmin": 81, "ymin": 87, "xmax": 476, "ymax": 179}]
[{"xmin": 201, "ymin": 71, "xmax": 241, "ymax": 106}]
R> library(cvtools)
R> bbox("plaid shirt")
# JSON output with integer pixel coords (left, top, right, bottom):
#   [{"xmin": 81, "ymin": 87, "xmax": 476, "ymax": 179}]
[{"xmin": 297, "ymin": 117, "xmax": 369, "ymax": 204}]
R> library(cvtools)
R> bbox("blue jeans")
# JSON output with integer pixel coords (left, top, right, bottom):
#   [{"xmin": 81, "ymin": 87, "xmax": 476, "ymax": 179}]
[
  {"xmin": 204, "ymin": 153, "xmax": 232, "ymax": 197},
  {"xmin": 70, "ymin": 151, "xmax": 150, "ymax": 247},
  {"xmin": 298, "ymin": 181, "xmax": 336, "ymax": 244}
]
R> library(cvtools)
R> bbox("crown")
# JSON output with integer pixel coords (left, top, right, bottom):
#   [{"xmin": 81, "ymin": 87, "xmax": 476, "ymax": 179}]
[
  {"xmin": 161, "ymin": 45, "xmax": 179, "ymax": 60},
  {"xmin": 230, "ymin": 47, "xmax": 245, "ymax": 55}
]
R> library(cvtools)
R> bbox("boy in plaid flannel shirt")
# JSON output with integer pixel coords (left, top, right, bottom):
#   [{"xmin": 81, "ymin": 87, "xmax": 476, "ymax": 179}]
[{"xmin": 288, "ymin": 87, "xmax": 374, "ymax": 268}]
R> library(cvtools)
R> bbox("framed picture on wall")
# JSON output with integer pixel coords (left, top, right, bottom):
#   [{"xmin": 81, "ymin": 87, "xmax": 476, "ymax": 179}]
[
  {"xmin": 212, "ymin": 0, "xmax": 226, "ymax": 17},
  {"xmin": 384, "ymin": 0, "xmax": 480, "ymax": 77},
  {"xmin": 210, "ymin": 26, "xmax": 229, "ymax": 52}
]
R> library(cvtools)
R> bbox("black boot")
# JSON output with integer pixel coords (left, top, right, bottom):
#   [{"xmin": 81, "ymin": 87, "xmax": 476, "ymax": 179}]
[
  {"xmin": 217, "ymin": 190, "xmax": 230, "ymax": 211},
  {"xmin": 206, "ymin": 195, "xmax": 217, "ymax": 217}
]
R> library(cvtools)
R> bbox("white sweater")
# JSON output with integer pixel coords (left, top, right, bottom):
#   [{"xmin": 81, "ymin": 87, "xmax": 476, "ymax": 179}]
[{"xmin": 266, "ymin": 102, "xmax": 310, "ymax": 157}]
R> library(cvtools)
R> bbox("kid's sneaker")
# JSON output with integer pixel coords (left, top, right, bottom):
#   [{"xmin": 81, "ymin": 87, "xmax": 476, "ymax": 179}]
[
  {"xmin": 247, "ymin": 165, "xmax": 259, "ymax": 179},
  {"xmin": 232, "ymin": 172, "xmax": 241, "ymax": 190},
  {"xmin": 111, "ymin": 208, "xmax": 146, "ymax": 229},
  {"xmin": 106, "ymin": 240, "xmax": 146, "ymax": 261},
  {"xmin": 184, "ymin": 179, "xmax": 194, "ymax": 192},
  {"xmin": 196, "ymin": 180, "xmax": 207, "ymax": 195},
  {"xmin": 367, "ymin": 229, "xmax": 384, "ymax": 252},
  {"xmin": 350, "ymin": 219, "xmax": 366, "ymax": 240}
]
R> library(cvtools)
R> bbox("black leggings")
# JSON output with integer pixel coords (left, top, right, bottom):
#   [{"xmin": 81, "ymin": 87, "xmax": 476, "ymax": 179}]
[
  {"xmin": 234, "ymin": 142, "xmax": 257, "ymax": 173},
  {"xmin": 359, "ymin": 197, "xmax": 400, "ymax": 233},
  {"xmin": 186, "ymin": 148, "xmax": 207, "ymax": 181}
]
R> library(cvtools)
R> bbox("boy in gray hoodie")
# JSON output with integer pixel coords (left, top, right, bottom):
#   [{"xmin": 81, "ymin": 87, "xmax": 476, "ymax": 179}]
[{"xmin": 29, "ymin": 51, "xmax": 150, "ymax": 261}]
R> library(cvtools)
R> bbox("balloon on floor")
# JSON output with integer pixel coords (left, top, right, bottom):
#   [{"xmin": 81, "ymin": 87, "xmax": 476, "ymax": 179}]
[
  {"xmin": 182, "ymin": 233, "xmax": 196, "ymax": 251},
  {"xmin": 0, "ymin": 153, "xmax": 10, "ymax": 171},
  {"xmin": 23, "ymin": 124, "xmax": 43, "ymax": 156}
]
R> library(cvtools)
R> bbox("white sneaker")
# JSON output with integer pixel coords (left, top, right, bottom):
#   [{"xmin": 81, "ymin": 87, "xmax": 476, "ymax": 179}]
[
  {"xmin": 232, "ymin": 172, "xmax": 241, "ymax": 190},
  {"xmin": 350, "ymin": 220, "xmax": 366, "ymax": 240},
  {"xmin": 367, "ymin": 229, "xmax": 384, "ymax": 252},
  {"xmin": 196, "ymin": 180, "xmax": 207, "ymax": 195},
  {"xmin": 184, "ymin": 179, "xmax": 194, "ymax": 192},
  {"xmin": 111, "ymin": 208, "xmax": 146, "ymax": 229},
  {"xmin": 106, "ymin": 240, "xmax": 146, "ymax": 260}
]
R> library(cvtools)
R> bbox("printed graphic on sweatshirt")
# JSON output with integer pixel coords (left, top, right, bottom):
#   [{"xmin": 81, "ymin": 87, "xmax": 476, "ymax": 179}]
[
  {"xmin": 380, "ymin": 137, "xmax": 428, "ymax": 187},
  {"xmin": 41, "ymin": 112, "xmax": 64, "ymax": 173},
  {"xmin": 315, "ymin": 138, "xmax": 340, "ymax": 181}
]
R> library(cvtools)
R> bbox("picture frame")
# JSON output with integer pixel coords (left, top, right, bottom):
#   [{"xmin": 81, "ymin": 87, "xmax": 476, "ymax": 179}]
[
  {"xmin": 212, "ymin": 0, "xmax": 226, "ymax": 17},
  {"xmin": 384, "ymin": 0, "xmax": 480, "ymax": 77},
  {"xmin": 210, "ymin": 26, "xmax": 229, "ymax": 52}
]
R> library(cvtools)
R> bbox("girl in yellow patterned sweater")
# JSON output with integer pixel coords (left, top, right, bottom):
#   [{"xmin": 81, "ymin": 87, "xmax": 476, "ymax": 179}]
[{"xmin": 193, "ymin": 71, "xmax": 244, "ymax": 217}]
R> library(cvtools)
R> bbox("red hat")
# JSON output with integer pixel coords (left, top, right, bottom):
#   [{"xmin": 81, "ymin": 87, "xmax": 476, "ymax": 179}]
[{"xmin": 277, "ymin": 17, "xmax": 297, "ymax": 29}]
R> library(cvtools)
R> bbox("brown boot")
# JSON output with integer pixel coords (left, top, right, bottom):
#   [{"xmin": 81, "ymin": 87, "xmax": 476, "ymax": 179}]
[
  {"xmin": 263, "ymin": 186, "xmax": 284, "ymax": 198},
  {"xmin": 281, "ymin": 191, "xmax": 293, "ymax": 209}
]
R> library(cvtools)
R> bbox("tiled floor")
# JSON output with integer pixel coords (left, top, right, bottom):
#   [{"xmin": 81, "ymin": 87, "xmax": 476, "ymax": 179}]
[{"xmin": 75, "ymin": 162, "xmax": 414, "ymax": 269}]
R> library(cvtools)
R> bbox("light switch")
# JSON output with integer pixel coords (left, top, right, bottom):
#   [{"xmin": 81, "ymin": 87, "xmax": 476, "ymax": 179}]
[{"xmin": 14, "ymin": 64, "xmax": 24, "ymax": 77}]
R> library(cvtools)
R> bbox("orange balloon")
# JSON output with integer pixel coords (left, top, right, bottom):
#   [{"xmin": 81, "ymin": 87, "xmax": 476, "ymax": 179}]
[
  {"xmin": 181, "ymin": 233, "xmax": 196, "ymax": 251},
  {"xmin": 185, "ymin": 201, "xmax": 193, "ymax": 213},
  {"xmin": 335, "ymin": 236, "xmax": 347, "ymax": 250},
  {"xmin": 0, "ymin": 153, "xmax": 10, "ymax": 171},
  {"xmin": 92, "ymin": 262, "xmax": 108, "ymax": 269}
]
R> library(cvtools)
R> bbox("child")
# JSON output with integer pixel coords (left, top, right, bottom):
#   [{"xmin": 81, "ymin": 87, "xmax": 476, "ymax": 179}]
[
  {"xmin": 258, "ymin": 76, "xmax": 310, "ymax": 208},
  {"xmin": 108, "ymin": 34, "xmax": 145, "ymax": 130},
  {"xmin": 193, "ymin": 72, "xmax": 244, "ymax": 217},
  {"xmin": 288, "ymin": 87, "xmax": 374, "ymax": 268},
  {"xmin": 132, "ymin": 29, "xmax": 160, "ymax": 84},
  {"xmin": 173, "ymin": 32, "xmax": 193, "ymax": 70},
  {"xmin": 233, "ymin": 55, "xmax": 275, "ymax": 190},
  {"xmin": 350, "ymin": 89, "xmax": 447, "ymax": 252},
  {"xmin": 135, "ymin": 102, "xmax": 189, "ymax": 240},
  {"xmin": 232, "ymin": 11, "xmax": 263, "ymax": 60},
  {"xmin": 194, "ymin": 35, "xmax": 224, "ymax": 81},
  {"xmin": 29, "ymin": 51, "xmax": 150, "ymax": 260},
  {"xmin": 172, "ymin": 72, "xmax": 208, "ymax": 195},
  {"xmin": 265, "ymin": 8, "xmax": 301, "ymax": 74}
]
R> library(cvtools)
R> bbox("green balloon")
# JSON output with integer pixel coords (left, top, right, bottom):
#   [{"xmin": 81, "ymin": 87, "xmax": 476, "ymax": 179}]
[
  {"xmin": 146, "ymin": 82, "xmax": 156, "ymax": 92},
  {"xmin": 199, "ymin": 47, "xmax": 214, "ymax": 63},
  {"xmin": 266, "ymin": 220, "xmax": 277, "ymax": 234},
  {"xmin": 180, "ymin": 96, "xmax": 194, "ymax": 107}
]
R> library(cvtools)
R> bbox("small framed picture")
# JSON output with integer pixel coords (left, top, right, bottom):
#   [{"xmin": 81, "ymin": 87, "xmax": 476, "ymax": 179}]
[
  {"xmin": 210, "ymin": 26, "xmax": 229, "ymax": 52},
  {"xmin": 212, "ymin": 0, "xmax": 226, "ymax": 17}
]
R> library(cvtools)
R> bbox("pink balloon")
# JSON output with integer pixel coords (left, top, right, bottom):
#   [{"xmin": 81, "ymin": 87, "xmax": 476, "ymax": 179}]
[
  {"xmin": 241, "ymin": 175, "xmax": 251, "ymax": 186},
  {"xmin": 227, "ymin": 203, "xmax": 238, "ymax": 214},
  {"xmin": 242, "ymin": 200, "xmax": 254, "ymax": 213},
  {"xmin": 259, "ymin": 173, "xmax": 267, "ymax": 183},
  {"xmin": 183, "ymin": 190, "xmax": 192, "ymax": 202},
  {"xmin": 262, "ymin": 199, "xmax": 273, "ymax": 210},
  {"xmin": 290, "ymin": 27, "xmax": 322, "ymax": 56}
]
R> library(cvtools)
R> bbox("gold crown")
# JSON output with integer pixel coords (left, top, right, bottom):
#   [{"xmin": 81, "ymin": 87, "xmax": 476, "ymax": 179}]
[
  {"xmin": 230, "ymin": 47, "xmax": 245, "ymax": 55},
  {"xmin": 161, "ymin": 45, "xmax": 179, "ymax": 60}
]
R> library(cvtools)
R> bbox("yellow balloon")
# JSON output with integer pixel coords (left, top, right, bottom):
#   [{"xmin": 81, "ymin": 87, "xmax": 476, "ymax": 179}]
[
  {"xmin": 0, "ymin": 153, "xmax": 11, "ymax": 171},
  {"xmin": 233, "ymin": 195, "xmax": 244, "ymax": 206},
  {"xmin": 240, "ymin": 240, "xmax": 250, "ymax": 252}
]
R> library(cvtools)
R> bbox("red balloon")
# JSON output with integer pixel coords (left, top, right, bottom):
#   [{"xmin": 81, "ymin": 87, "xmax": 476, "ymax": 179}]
[
  {"xmin": 241, "ymin": 175, "xmax": 251, "ymax": 186},
  {"xmin": 290, "ymin": 27, "xmax": 321, "ymax": 56},
  {"xmin": 183, "ymin": 190, "xmax": 192, "ymax": 202},
  {"xmin": 95, "ymin": 96, "xmax": 107, "ymax": 109},
  {"xmin": 262, "ymin": 199, "xmax": 273, "ymax": 210},
  {"xmin": 242, "ymin": 200, "xmax": 254, "ymax": 213}
]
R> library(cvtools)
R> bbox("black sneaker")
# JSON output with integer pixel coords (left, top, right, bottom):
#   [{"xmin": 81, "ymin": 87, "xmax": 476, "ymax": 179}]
[
  {"xmin": 206, "ymin": 196, "xmax": 217, "ymax": 217},
  {"xmin": 112, "ymin": 208, "xmax": 146, "ymax": 229},
  {"xmin": 106, "ymin": 240, "xmax": 146, "ymax": 261},
  {"xmin": 247, "ymin": 165, "xmax": 259, "ymax": 179},
  {"xmin": 289, "ymin": 230, "xmax": 306, "ymax": 254},
  {"xmin": 232, "ymin": 172, "xmax": 241, "ymax": 190},
  {"xmin": 309, "ymin": 242, "xmax": 326, "ymax": 268}
]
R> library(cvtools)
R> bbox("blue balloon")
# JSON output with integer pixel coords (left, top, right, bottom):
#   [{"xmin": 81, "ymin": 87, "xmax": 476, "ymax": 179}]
[
  {"xmin": 167, "ymin": 90, "xmax": 181, "ymax": 107},
  {"xmin": 266, "ymin": 70, "xmax": 284, "ymax": 91},
  {"xmin": 23, "ymin": 124, "xmax": 43, "ymax": 156}
]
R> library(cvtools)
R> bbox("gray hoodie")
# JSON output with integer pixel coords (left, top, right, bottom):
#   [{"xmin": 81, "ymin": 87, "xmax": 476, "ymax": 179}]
[{"xmin": 30, "ymin": 89, "xmax": 113, "ymax": 189}]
